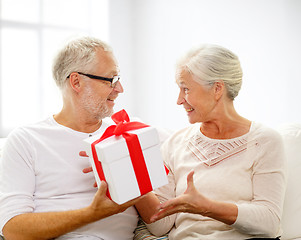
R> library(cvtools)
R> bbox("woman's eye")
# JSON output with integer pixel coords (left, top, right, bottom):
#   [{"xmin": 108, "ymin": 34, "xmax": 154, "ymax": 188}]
[{"xmin": 184, "ymin": 88, "xmax": 189, "ymax": 93}]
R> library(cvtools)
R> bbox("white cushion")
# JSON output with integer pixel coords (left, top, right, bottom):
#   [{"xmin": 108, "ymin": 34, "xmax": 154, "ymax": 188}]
[
  {"xmin": 278, "ymin": 123, "xmax": 301, "ymax": 240},
  {"xmin": 0, "ymin": 138, "xmax": 6, "ymax": 159}
]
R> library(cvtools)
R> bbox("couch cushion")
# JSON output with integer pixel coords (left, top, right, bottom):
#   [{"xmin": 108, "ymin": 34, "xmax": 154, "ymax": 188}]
[
  {"xmin": 134, "ymin": 219, "xmax": 168, "ymax": 240},
  {"xmin": 0, "ymin": 138, "xmax": 6, "ymax": 159},
  {"xmin": 278, "ymin": 123, "xmax": 301, "ymax": 240}
]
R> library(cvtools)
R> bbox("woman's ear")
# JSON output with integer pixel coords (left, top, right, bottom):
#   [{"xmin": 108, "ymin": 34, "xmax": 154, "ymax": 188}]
[
  {"xmin": 68, "ymin": 72, "xmax": 81, "ymax": 93},
  {"xmin": 214, "ymin": 80, "xmax": 225, "ymax": 101}
]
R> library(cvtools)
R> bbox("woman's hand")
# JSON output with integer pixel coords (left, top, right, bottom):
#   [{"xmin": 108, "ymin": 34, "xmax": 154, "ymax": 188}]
[
  {"xmin": 150, "ymin": 171, "xmax": 211, "ymax": 222},
  {"xmin": 150, "ymin": 171, "xmax": 238, "ymax": 225}
]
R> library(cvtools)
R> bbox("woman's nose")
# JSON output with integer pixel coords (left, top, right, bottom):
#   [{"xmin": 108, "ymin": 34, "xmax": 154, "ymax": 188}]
[{"xmin": 177, "ymin": 92, "xmax": 185, "ymax": 105}]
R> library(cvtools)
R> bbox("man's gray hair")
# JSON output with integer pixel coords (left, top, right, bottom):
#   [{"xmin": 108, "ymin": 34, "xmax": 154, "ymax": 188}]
[
  {"xmin": 52, "ymin": 36, "xmax": 113, "ymax": 90},
  {"xmin": 177, "ymin": 44, "xmax": 243, "ymax": 100}
]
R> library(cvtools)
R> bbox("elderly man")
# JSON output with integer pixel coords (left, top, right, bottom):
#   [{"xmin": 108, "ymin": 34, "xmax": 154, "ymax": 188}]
[{"xmin": 0, "ymin": 36, "xmax": 158, "ymax": 240}]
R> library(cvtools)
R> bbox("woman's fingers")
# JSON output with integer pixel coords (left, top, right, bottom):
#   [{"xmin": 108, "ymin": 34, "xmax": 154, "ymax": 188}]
[
  {"xmin": 150, "ymin": 202, "xmax": 178, "ymax": 222},
  {"xmin": 185, "ymin": 170, "xmax": 195, "ymax": 193}
]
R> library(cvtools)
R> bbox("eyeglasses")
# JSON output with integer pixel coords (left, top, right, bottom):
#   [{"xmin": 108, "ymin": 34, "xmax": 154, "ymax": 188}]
[{"xmin": 68, "ymin": 72, "xmax": 120, "ymax": 88}]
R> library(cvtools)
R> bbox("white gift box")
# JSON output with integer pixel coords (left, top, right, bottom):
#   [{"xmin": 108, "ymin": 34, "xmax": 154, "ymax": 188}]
[{"xmin": 84, "ymin": 126, "xmax": 168, "ymax": 204}]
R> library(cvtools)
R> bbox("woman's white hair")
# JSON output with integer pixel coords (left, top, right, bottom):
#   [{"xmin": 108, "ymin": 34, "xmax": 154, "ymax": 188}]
[
  {"xmin": 177, "ymin": 44, "xmax": 243, "ymax": 100},
  {"xmin": 52, "ymin": 36, "xmax": 113, "ymax": 90}
]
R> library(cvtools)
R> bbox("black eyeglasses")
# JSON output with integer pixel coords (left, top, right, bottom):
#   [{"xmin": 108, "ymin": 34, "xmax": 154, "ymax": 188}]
[{"xmin": 68, "ymin": 72, "xmax": 120, "ymax": 88}]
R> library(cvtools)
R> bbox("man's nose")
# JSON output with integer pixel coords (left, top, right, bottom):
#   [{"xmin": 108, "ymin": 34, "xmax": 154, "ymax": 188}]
[{"xmin": 113, "ymin": 81, "xmax": 124, "ymax": 93}]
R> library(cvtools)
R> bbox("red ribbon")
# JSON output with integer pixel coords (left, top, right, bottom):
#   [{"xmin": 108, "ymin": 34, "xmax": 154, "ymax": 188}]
[{"xmin": 91, "ymin": 109, "xmax": 153, "ymax": 200}]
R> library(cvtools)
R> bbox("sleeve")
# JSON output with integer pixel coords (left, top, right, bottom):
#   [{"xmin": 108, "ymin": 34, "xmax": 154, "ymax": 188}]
[
  {"xmin": 232, "ymin": 129, "xmax": 287, "ymax": 237},
  {"xmin": 0, "ymin": 128, "xmax": 36, "ymax": 234},
  {"xmin": 145, "ymin": 140, "xmax": 177, "ymax": 236}
]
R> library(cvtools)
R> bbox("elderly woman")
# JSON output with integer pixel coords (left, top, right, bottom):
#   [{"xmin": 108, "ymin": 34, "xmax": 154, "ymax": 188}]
[{"xmin": 138, "ymin": 44, "xmax": 286, "ymax": 240}]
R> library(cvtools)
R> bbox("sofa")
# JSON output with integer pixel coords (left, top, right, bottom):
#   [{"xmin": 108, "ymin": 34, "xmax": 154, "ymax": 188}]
[
  {"xmin": 277, "ymin": 123, "xmax": 301, "ymax": 240},
  {"xmin": 0, "ymin": 123, "xmax": 301, "ymax": 239}
]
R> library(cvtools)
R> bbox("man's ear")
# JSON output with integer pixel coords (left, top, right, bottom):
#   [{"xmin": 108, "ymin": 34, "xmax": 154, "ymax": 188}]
[
  {"xmin": 68, "ymin": 72, "xmax": 81, "ymax": 93},
  {"xmin": 214, "ymin": 80, "xmax": 225, "ymax": 100}
]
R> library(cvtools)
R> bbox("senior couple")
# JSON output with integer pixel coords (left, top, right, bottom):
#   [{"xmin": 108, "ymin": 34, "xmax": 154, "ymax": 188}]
[{"xmin": 0, "ymin": 36, "xmax": 286, "ymax": 240}]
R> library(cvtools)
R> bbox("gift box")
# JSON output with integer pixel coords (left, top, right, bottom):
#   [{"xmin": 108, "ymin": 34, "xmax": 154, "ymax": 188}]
[{"xmin": 83, "ymin": 110, "xmax": 168, "ymax": 204}]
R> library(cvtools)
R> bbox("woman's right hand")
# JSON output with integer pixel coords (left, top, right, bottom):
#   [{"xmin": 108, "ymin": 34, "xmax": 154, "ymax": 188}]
[
  {"xmin": 150, "ymin": 171, "xmax": 211, "ymax": 222},
  {"xmin": 150, "ymin": 170, "xmax": 238, "ymax": 225}
]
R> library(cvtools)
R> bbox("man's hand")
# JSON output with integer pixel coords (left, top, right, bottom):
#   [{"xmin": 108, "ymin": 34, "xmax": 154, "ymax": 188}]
[
  {"xmin": 80, "ymin": 151, "xmax": 97, "ymax": 187},
  {"xmin": 3, "ymin": 183, "xmax": 139, "ymax": 240},
  {"xmin": 3, "ymin": 151, "xmax": 139, "ymax": 240},
  {"xmin": 80, "ymin": 150, "xmax": 139, "ymax": 215},
  {"xmin": 80, "ymin": 151, "xmax": 91, "ymax": 173},
  {"xmin": 88, "ymin": 180, "xmax": 139, "ymax": 221}
]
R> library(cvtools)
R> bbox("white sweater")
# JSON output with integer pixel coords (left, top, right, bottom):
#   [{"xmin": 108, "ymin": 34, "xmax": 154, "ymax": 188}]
[
  {"xmin": 147, "ymin": 122, "xmax": 287, "ymax": 239},
  {"xmin": 0, "ymin": 116, "xmax": 138, "ymax": 239}
]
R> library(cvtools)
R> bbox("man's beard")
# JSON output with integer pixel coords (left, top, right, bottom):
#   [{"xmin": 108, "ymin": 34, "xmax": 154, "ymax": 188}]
[{"xmin": 81, "ymin": 85, "xmax": 114, "ymax": 120}]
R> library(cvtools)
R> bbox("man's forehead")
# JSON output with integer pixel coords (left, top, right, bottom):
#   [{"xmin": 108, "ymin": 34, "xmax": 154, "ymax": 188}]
[
  {"xmin": 95, "ymin": 49, "xmax": 119, "ymax": 75},
  {"xmin": 108, "ymin": 67, "xmax": 120, "ymax": 76}
]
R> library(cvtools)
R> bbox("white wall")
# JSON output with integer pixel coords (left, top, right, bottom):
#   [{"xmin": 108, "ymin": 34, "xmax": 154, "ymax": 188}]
[{"xmin": 109, "ymin": 0, "xmax": 301, "ymax": 131}]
